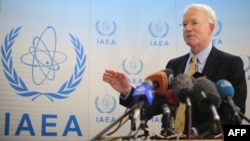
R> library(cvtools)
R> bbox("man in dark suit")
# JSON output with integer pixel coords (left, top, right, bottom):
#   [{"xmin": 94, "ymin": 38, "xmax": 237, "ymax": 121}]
[
  {"xmin": 166, "ymin": 46, "xmax": 247, "ymax": 137},
  {"xmin": 102, "ymin": 3, "xmax": 247, "ymax": 138}
]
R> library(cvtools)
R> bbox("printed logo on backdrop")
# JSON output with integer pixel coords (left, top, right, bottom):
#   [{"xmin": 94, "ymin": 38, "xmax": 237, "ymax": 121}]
[
  {"xmin": 122, "ymin": 57, "xmax": 143, "ymax": 75},
  {"xmin": 96, "ymin": 18, "xmax": 116, "ymax": 45},
  {"xmin": 212, "ymin": 20, "xmax": 223, "ymax": 45},
  {"xmin": 241, "ymin": 54, "xmax": 250, "ymax": 81},
  {"xmin": 1, "ymin": 26, "xmax": 86, "ymax": 137},
  {"xmin": 148, "ymin": 21, "xmax": 169, "ymax": 47},
  {"xmin": 1, "ymin": 26, "xmax": 87, "ymax": 102},
  {"xmin": 95, "ymin": 95, "xmax": 116, "ymax": 123},
  {"xmin": 122, "ymin": 56, "xmax": 144, "ymax": 86}
]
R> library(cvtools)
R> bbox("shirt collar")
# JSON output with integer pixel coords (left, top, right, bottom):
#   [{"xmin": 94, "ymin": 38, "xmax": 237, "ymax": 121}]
[{"xmin": 188, "ymin": 43, "xmax": 212, "ymax": 65}]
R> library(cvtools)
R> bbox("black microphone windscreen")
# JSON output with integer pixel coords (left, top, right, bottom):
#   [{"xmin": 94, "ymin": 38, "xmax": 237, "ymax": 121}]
[
  {"xmin": 193, "ymin": 77, "xmax": 221, "ymax": 109},
  {"xmin": 172, "ymin": 73, "xmax": 194, "ymax": 103}
]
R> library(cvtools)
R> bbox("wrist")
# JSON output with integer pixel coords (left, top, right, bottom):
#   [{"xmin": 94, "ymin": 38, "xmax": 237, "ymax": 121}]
[{"xmin": 121, "ymin": 86, "xmax": 132, "ymax": 95}]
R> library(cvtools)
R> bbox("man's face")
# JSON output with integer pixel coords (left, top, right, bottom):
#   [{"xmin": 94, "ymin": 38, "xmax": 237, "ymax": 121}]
[{"xmin": 182, "ymin": 8, "xmax": 214, "ymax": 48}]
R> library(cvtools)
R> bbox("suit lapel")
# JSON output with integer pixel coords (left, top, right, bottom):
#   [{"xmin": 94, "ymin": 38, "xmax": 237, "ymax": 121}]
[
  {"xmin": 176, "ymin": 54, "xmax": 189, "ymax": 75},
  {"xmin": 202, "ymin": 46, "xmax": 221, "ymax": 78}
]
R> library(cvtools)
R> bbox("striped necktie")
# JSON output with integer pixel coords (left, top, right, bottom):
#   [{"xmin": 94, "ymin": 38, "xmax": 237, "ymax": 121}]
[{"xmin": 188, "ymin": 55, "xmax": 198, "ymax": 77}]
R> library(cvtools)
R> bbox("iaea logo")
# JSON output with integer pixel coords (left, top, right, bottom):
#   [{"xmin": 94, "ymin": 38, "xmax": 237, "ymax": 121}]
[
  {"xmin": 240, "ymin": 54, "xmax": 250, "ymax": 81},
  {"xmin": 149, "ymin": 21, "xmax": 169, "ymax": 38},
  {"xmin": 241, "ymin": 55, "xmax": 250, "ymax": 72},
  {"xmin": 0, "ymin": 26, "xmax": 87, "ymax": 101},
  {"xmin": 95, "ymin": 95, "xmax": 116, "ymax": 113},
  {"xmin": 122, "ymin": 57, "xmax": 143, "ymax": 75},
  {"xmin": 96, "ymin": 19, "xmax": 116, "ymax": 36},
  {"xmin": 214, "ymin": 20, "xmax": 222, "ymax": 36}
]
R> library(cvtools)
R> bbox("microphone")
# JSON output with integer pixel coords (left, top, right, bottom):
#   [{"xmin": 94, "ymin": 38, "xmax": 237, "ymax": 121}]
[
  {"xmin": 133, "ymin": 80, "xmax": 155, "ymax": 107},
  {"xmin": 161, "ymin": 89, "xmax": 178, "ymax": 137},
  {"xmin": 162, "ymin": 68, "xmax": 174, "ymax": 87},
  {"xmin": 161, "ymin": 89, "xmax": 177, "ymax": 121},
  {"xmin": 172, "ymin": 74, "xmax": 193, "ymax": 138},
  {"xmin": 165, "ymin": 89, "xmax": 178, "ymax": 110},
  {"xmin": 132, "ymin": 80, "xmax": 155, "ymax": 132},
  {"xmin": 93, "ymin": 79, "xmax": 155, "ymax": 141},
  {"xmin": 215, "ymin": 79, "xmax": 241, "ymax": 124},
  {"xmin": 192, "ymin": 77, "xmax": 223, "ymax": 138},
  {"xmin": 133, "ymin": 69, "xmax": 173, "ymax": 121},
  {"xmin": 145, "ymin": 68, "xmax": 173, "ymax": 95},
  {"xmin": 193, "ymin": 77, "xmax": 223, "ymax": 138},
  {"xmin": 193, "ymin": 77, "xmax": 221, "ymax": 119},
  {"xmin": 172, "ymin": 73, "xmax": 194, "ymax": 104}
]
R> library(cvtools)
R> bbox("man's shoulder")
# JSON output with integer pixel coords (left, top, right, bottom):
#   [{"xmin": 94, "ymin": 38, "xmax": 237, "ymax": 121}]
[
  {"xmin": 169, "ymin": 53, "xmax": 189, "ymax": 62},
  {"xmin": 166, "ymin": 53, "xmax": 189, "ymax": 70},
  {"xmin": 209, "ymin": 47, "xmax": 244, "ymax": 68},
  {"xmin": 212, "ymin": 47, "xmax": 241, "ymax": 60}
]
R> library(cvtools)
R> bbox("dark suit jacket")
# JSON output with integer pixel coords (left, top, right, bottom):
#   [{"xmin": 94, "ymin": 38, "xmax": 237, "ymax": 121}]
[{"xmin": 119, "ymin": 46, "xmax": 247, "ymax": 136}]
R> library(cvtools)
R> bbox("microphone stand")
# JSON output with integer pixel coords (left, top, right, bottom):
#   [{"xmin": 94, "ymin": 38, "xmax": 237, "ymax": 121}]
[
  {"xmin": 233, "ymin": 106, "xmax": 250, "ymax": 124},
  {"xmin": 198, "ymin": 121, "xmax": 218, "ymax": 139},
  {"xmin": 238, "ymin": 110, "xmax": 250, "ymax": 124},
  {"xmin": 133, "ymin": 106, "xmax": 149, "ymax": 139},
  {"xmin": 186, "ymin": 97, "xmax": 192, "ymax": 141},
  {"xmin": 127, "ymin": 105, "xmax": 139, "ymax": 137},
  {"xmin": 210, "ymin": 104, "xmax": 224, "ymax": 141},
  {"xmin": 89, "ymin": 104, "xmax": 137, "ymax": 141},
  {"xmin": 161, "ymin": 103, "xmax": 176, "ymax": 139},
  {"xmin": 161, "ymin": 114, "xmax": 171, "ymax": 138},
  {"xmin": 129, "ymin": 110, "xmax": 137, "ymax": 133}
]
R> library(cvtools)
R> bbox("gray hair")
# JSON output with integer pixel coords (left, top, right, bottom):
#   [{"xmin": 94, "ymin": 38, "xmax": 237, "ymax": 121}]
[{"xmin": 184, "ymin": 4, "xmax": 217, "ymax": 28}]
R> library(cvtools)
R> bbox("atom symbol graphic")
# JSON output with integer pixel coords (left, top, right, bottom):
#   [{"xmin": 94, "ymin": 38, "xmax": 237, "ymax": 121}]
[
  {"xmin": 20, "ymin": 26, "xmax": 67, "ymax": 85},
  {"xmin": 1, "ymin": 26, "xmax": 86, "ymax": 101}
]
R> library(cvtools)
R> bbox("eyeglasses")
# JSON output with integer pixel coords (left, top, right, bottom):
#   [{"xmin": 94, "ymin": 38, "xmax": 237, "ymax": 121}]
[{"xmin": 179, "ymin": 21, "xmax": 209, "ymax": 28}]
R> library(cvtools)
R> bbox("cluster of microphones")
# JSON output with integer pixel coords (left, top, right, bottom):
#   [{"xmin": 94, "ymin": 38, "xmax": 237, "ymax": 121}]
[
  {"xmin": 131, "ymin": 68, "xmax": 243, "ymax": 139},
  {"xmin": 90, "ymin": 68, "xmax": 248, "ymax": 141}
]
